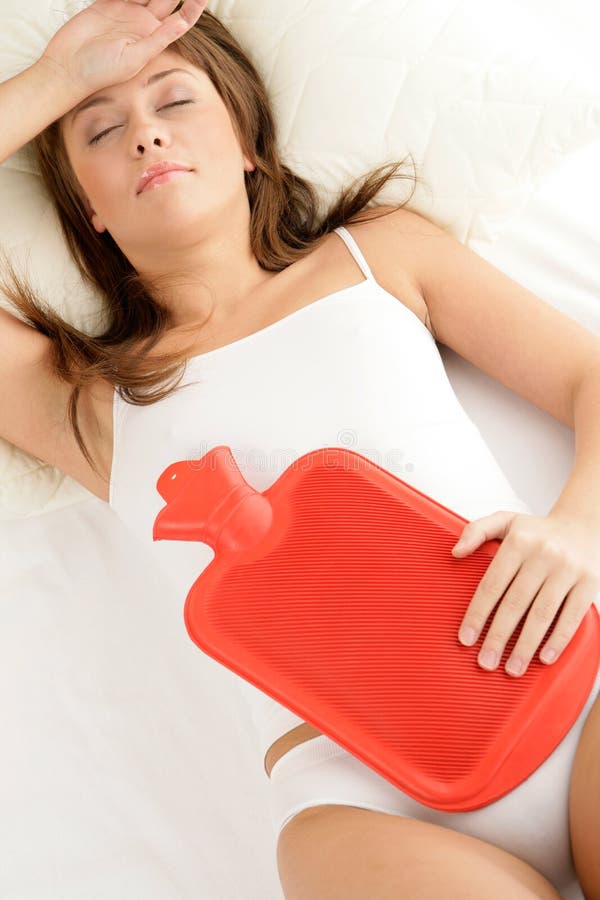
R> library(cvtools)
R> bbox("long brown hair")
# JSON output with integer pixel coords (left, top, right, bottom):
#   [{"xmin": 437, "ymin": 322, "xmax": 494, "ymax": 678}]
[{"xmin": 0, "ymin": 6, "xmax": 420, "ymax": 486}]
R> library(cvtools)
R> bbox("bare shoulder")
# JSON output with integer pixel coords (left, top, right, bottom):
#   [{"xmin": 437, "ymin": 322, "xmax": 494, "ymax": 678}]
[
  {"xmin": 44, "ymin": 371, "xmax": 114, "ymax": 503},
  {"xmin": 341, "ymin": 205, "xmax": 445, "ymax": 337},
  {"xmin": 349, "ymin": 204, "xmax": 446, "ymax": 237},
  {"xmin": 0, "ymin": 307, "xmax": 112, "ymax": 503}
]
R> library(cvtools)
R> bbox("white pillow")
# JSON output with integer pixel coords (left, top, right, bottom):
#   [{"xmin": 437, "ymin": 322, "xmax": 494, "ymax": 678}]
[{"xmin": 1, "ymin": 0, "xmax": 599, "ymax": 519}]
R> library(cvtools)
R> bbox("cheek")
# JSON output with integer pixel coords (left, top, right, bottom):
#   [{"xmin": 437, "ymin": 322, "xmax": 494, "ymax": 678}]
[
  {"xmin": 76, "ymin": 164, "xmax": 122, "ymax": 212},
  {"xmin": 67, "ymin": 153, "xmax": 95, "ymax": 200},
  {"xmin": 203, "ymin": 109, "xmax": 241, "ymax": 156}
]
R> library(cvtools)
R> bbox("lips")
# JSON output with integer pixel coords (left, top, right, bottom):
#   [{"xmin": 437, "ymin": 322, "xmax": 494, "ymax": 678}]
[{"xmin": 137, "ymin": 161, "xmax": 193, "ymax": 195}]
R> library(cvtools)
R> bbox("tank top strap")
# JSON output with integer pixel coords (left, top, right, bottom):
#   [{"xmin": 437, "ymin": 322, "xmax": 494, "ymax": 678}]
[{"xmin": 333, "ymin": 225, "xmax": 375, "ymax": 282}]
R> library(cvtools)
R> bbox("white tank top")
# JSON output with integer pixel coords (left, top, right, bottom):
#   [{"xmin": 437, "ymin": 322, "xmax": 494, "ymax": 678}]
[{"xmin": 109, "ymin": 225, "xmax": 531, "ymax": 760}]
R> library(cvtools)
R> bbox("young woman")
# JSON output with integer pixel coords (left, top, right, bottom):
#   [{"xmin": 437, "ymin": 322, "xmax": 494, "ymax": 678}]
[{"xmin": 1, "ymin": 2, "xmax": 599, "ymax": 897}]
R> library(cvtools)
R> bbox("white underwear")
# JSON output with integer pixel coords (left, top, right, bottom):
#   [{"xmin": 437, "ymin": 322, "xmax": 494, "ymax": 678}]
[{"xmin": 267, "ymin": 659, "xmax": 600, "ymax": 900}]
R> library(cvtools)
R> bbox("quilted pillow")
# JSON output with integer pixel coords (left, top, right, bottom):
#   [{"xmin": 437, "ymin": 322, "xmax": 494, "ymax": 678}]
[{"xmin": 1, "ymin": 0, "xmax": 599, "ymax": 518}]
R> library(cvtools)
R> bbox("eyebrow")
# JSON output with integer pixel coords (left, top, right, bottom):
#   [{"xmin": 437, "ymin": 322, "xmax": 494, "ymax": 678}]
[{"xmin": 67, "ymin": 68, "xmax": 197, "ymax": 126}]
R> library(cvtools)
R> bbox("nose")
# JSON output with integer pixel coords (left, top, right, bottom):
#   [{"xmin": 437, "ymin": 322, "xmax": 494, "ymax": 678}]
[
  {"xmin": 130, "ymin": 115, "xmax": 171, "ymax": 154},
  {"xmin": 136, "ymin": 135, "xmax": 164, "ymax": 153}
]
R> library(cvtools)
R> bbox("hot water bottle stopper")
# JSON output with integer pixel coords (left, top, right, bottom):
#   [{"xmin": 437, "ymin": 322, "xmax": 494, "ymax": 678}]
[{"xmin": 152, "ymin": 445, "xmax": 600, "ymax": 811}]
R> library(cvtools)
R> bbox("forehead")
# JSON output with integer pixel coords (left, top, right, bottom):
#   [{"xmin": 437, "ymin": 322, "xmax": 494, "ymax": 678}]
[
  {"xmin": 63, "ymin": 50, "xmax": 206, "ymax": 130},
  {"xmin": 98, "ymin": 47, "xmax": 194, "ymax": 95}
]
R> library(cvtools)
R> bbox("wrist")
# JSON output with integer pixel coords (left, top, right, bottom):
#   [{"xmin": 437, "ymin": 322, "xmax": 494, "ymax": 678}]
[
  {"xmin": 548, "ymin": 506, "xmax": 600, "ymax": 530},
  {"xmin": 33, "ymin": 53, "xmax": 86, "ymax": 108}
]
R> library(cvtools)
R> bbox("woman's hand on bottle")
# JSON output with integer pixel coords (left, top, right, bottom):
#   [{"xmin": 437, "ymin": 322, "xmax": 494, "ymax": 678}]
[{"xmin": 40, "ymin": 0, "xmax": 207, "ymax": 97}]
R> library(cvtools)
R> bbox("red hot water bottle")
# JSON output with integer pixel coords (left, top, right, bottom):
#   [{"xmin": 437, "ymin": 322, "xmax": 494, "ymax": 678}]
[{"xmin": 152, "ymin": 445, "xmax": 600, "ymax": 811}]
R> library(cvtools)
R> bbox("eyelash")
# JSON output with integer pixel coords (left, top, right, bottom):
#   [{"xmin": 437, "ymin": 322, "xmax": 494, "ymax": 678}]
[{"xmin": 89, "ymin": 101, "xmax": 193, "ymax": 145}]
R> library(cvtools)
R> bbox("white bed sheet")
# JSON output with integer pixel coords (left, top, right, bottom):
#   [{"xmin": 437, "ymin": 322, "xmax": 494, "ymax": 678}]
[{"xmin": 1, "ymin": 140, "xmax": 599, "ymax": 900}]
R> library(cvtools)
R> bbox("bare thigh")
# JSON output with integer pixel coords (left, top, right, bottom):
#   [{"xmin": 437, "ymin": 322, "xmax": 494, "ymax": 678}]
[
  {"xmin": 276, "ymin": 804, "xmax": 563, "ymax": 900},
  {"xmin": 569, "ymin": 690, "xmax": 600, "ymax": 900},
  {"xmin": 265, "ymin": 722, "xmax": 322, "ymax": 777}
]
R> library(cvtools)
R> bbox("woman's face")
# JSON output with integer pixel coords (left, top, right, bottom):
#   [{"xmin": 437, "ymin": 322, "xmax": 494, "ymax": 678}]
[{"xmin": 60, "ymin": 48, "xmax": 255, "ymax": 256}]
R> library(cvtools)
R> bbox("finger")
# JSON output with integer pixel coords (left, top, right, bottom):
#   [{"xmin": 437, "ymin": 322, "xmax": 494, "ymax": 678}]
[
  {"xmin": 123, "ymin": 0, "xmax": 205, "ymax": 61},
  {"xmin": 476, "ymin": 558, "xmax": 548, "ymax": 671},
  {"xmin": 458, "ymin": 537, "xmax": 523, "ymax": 647},
  {"xmin": 535, "ymin": 576, "xmax": 598, "ymax": 668},
  {"xmin": 452, "ymin": 510, "xmax": 518, "ymax": 556},
  {"xmin": 123, "ymin": 0, "xmax": 205, "ymax": 21},
  {"xmin": 140, "ymin": 0, "xmax": 182, "ymax": 16},
  {"xmin": 177, "ymin": 0, "xmax": 208, "ymax": 28}
]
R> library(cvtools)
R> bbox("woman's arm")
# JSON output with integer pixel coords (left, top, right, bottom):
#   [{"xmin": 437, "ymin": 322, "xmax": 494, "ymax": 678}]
[{"xmin": 0, "ymin": 59, "xmax": 83, "ymax": 166}]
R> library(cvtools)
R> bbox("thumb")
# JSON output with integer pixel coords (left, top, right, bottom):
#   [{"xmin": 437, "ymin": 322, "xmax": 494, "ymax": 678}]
[{"xmin": 451, "ymin": 510, "xmax": 517, "ymax": 556}]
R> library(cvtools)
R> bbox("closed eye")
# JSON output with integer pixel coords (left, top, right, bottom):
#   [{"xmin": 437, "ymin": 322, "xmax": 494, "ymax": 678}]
[{"xmin": 89, "ymin": 101, "xmax": 194, "ymax": 146}]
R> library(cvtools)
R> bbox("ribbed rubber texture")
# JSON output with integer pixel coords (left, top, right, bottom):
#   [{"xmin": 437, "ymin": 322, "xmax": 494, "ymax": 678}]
[{"xmin": 155, "ymin": 446, "xmax": 600, "ymax": 811}]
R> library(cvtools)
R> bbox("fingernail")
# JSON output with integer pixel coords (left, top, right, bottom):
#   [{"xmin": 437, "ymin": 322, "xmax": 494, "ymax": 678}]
[
  {"xmin": 540, "ymin": 648, "xmax": 557, "ymax": 664},
  {"xmin": 479, "ymin": 649, "xmax": 498, "ymax": 669},
  {"xmin": 506, "ymin": 656, "xmax": 524, "ymax": 676},
  {"xmin": 459, "ymin": 625, "xmax": 477, "ymax": 646}
]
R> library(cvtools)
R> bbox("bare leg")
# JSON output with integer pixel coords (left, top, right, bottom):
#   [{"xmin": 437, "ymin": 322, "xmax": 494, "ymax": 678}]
[
  {"xmin": 276, "ymin": 805, "xmax": 564, "ymax": 900},
  {"xmin": 569, "ymin": 692, "xmax": 600, "ymax": 900}
]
